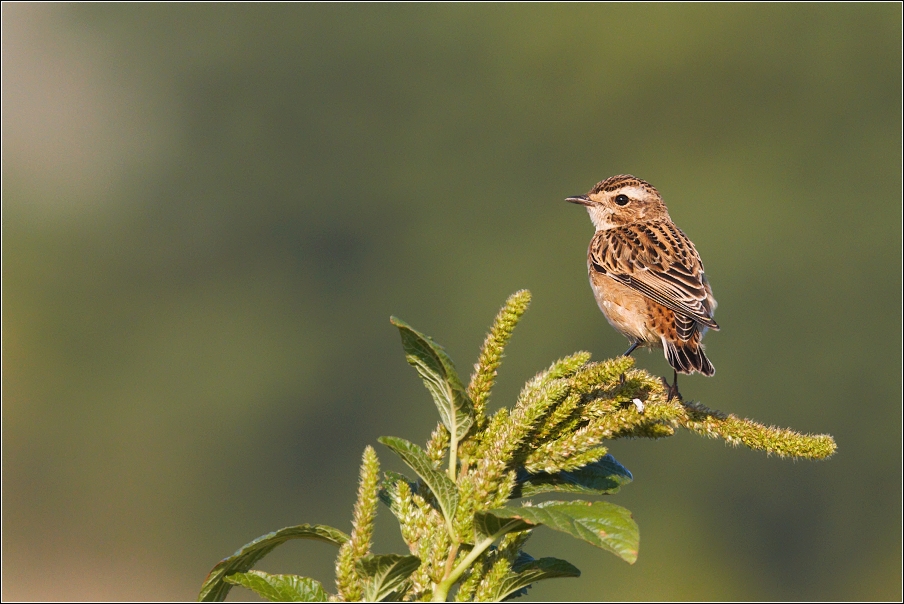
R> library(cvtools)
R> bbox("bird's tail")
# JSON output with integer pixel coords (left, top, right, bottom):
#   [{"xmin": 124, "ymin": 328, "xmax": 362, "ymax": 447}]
[{"xmin": 664, "ymin": 338, "xmax": 715, "ymax": 376}]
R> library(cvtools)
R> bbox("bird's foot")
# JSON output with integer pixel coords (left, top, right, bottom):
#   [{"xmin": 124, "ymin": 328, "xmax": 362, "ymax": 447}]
[{"xmin": 661, "ymin": 373, "xmax": 683, "ymax": 402}]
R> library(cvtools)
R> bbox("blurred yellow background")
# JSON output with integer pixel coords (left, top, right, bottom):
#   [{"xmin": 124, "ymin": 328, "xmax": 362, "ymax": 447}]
[{"xmin": 2, "ymin": 4, "xmax": 900, "ymax": 601}]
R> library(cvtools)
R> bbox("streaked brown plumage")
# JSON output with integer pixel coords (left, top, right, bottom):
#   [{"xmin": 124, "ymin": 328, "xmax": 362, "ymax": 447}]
[{"xmin": 567, "ymin": 175, "xmax": 718, "ymax": 398}]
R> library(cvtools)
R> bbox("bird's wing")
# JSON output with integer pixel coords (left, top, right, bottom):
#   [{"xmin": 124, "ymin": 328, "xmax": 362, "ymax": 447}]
[{"xmin": 589, "ymin": 221, "xmax": 719, "ymax": 331}]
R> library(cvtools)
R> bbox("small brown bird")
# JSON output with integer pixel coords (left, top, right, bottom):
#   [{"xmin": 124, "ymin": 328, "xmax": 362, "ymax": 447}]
[{"xmin": 567, "ymin": 175, "xmax": 718, "ymax": 400}]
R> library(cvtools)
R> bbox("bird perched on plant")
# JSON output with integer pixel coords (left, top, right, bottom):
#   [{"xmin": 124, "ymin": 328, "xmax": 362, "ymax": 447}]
[{"xmin": 567, "ymin": 174, "xmax": 718, "ymax": 400}]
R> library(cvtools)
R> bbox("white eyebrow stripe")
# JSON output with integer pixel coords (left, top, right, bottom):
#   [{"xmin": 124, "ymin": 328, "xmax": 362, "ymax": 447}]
[{"xmin": 619, "ymin": 186, "xmax": 649, "ymax": 199}]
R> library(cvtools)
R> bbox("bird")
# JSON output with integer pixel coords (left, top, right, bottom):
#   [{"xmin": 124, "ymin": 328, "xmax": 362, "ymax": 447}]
[{"xmin": 566, "ymin": 174, "xmax": 718, "ymax": 401}]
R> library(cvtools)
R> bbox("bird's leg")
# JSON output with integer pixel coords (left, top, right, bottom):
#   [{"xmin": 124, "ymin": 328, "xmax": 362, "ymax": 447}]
[
  {"xmin": 661, "ymin": 369, "xmax": 682, "ymax": 402},
  {"xmin": 619, "ymin": 342, "xmax": 640, "ymax": 387},
  {"xmin": 623, "ymin": 341, "xmax": 640, "ymax": 357}
]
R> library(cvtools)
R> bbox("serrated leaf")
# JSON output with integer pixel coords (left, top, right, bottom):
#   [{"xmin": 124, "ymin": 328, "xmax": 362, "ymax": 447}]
[
  {"xmin": 493, "ymin": 557, "xmax": 581, "ymax": 601},
  {"xmin": 198, "ymin": 524, "xmax": 349, "ymax": 602},
  {"xmin": 378, "ymin": 436, "xmax": 458, "ymax": 526},
  {"xmin": 224, "ymin": 571, "xmax": 328, "ymax": 602},
  {"xmin": 514, "ymin": 454, "xmax": 633, "ymax": 498},
  {"xmin": 484, "ymin": 500, "xmax": 639, "ymax": 564},
  {"xmin": 500, "ymin": 552, "xmax": 534, "ymax": 602},
  {"xmin": 356, "ymin": 554, "xmax": 421, "ymax": 602},
  {"xmin": 390, "ymin": 316, "xmax": 474, "ymax": 440},
  {"xmin": 473, "ymin": 510, "xmax": 534, "ymax": 541}
]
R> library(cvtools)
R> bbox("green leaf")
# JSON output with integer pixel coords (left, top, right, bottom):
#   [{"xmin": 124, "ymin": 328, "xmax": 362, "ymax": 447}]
[
  {"xmin": 224, "ymin": 571, "xmax": 328, "ymax": 602},
  {"xmin": 390, "ymin": 316, "xmax": 474, "ymax": 440},
  {"xmin": 473, "ymin": 510, "xmax": 533, "ymax": 541},
  {"xmin": 198, "ymin": 524, "xmax": 349, "ymax": 602},
  {"xmin": 378, "ymin": 436, "xmax": 459, "ymax": 527},
  {"xmin": 484, "ymin": 500, "xmax": 639, "ymax": 564},
  {"xmin": 493, "ymin": 557, "xmax": 581, "ymax": 601},
  {"xmin": 515, "ymin": 454, "xmax": 633, "ymax": 498},
  {"xmin": 356, "ymin": 554, "xmax": 421, "ymax": 602}
]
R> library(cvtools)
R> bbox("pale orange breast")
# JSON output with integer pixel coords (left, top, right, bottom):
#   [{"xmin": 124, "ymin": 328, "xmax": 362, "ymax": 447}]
[{"xmin": 589, "ymin": 270, "xmax": 665, "ymax": 347}]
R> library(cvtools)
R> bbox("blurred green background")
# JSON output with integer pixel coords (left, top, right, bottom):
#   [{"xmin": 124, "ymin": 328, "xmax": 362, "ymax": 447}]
[{"xmin": 2, "ymin": 3, "xmax": 901, "ymax": 601}]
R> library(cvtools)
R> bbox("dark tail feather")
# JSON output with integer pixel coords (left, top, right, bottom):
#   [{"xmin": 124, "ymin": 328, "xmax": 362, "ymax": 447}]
[{"xmin": 664, "ymin": 340, "xmax": 715, "ymax": 376}]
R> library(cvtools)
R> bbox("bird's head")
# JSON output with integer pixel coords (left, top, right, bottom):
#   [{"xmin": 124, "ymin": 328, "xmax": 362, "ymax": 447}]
[{"xmin": 566, "ymin": 174, "xmax": 670, "ymax": 230}]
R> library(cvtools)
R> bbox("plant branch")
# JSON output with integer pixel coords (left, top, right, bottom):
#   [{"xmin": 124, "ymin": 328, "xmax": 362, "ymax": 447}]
[{"xmin": 431, "ymin": 521, "xmax": 523, "ymax": 603}]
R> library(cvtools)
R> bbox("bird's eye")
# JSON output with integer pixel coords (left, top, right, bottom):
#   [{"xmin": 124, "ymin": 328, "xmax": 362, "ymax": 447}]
[{"xmin": 614, "ymin": 194, "xmax": 630, "ymax": 206}]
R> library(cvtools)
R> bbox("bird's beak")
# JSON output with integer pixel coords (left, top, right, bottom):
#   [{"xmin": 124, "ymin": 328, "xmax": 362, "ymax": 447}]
[{"xmin": 566, "ymin": 195, "xmax": 592, "ymax": 206}]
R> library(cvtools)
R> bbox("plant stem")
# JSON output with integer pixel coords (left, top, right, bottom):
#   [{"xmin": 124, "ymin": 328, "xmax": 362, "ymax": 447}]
[
  {"xmin": 431, "ymin": 522, "xmax": 519, "ymax": 602},
  {"xmin": 448, "ymin": 431, "xmax": 458, "ymax": 481},
  {"xmin": 443, "ymin": 542, "xmax": 461, "ymax": 579},
  {"xmin": 446, "ymin": 428, "xmax": 459, "ymax": 543}
]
